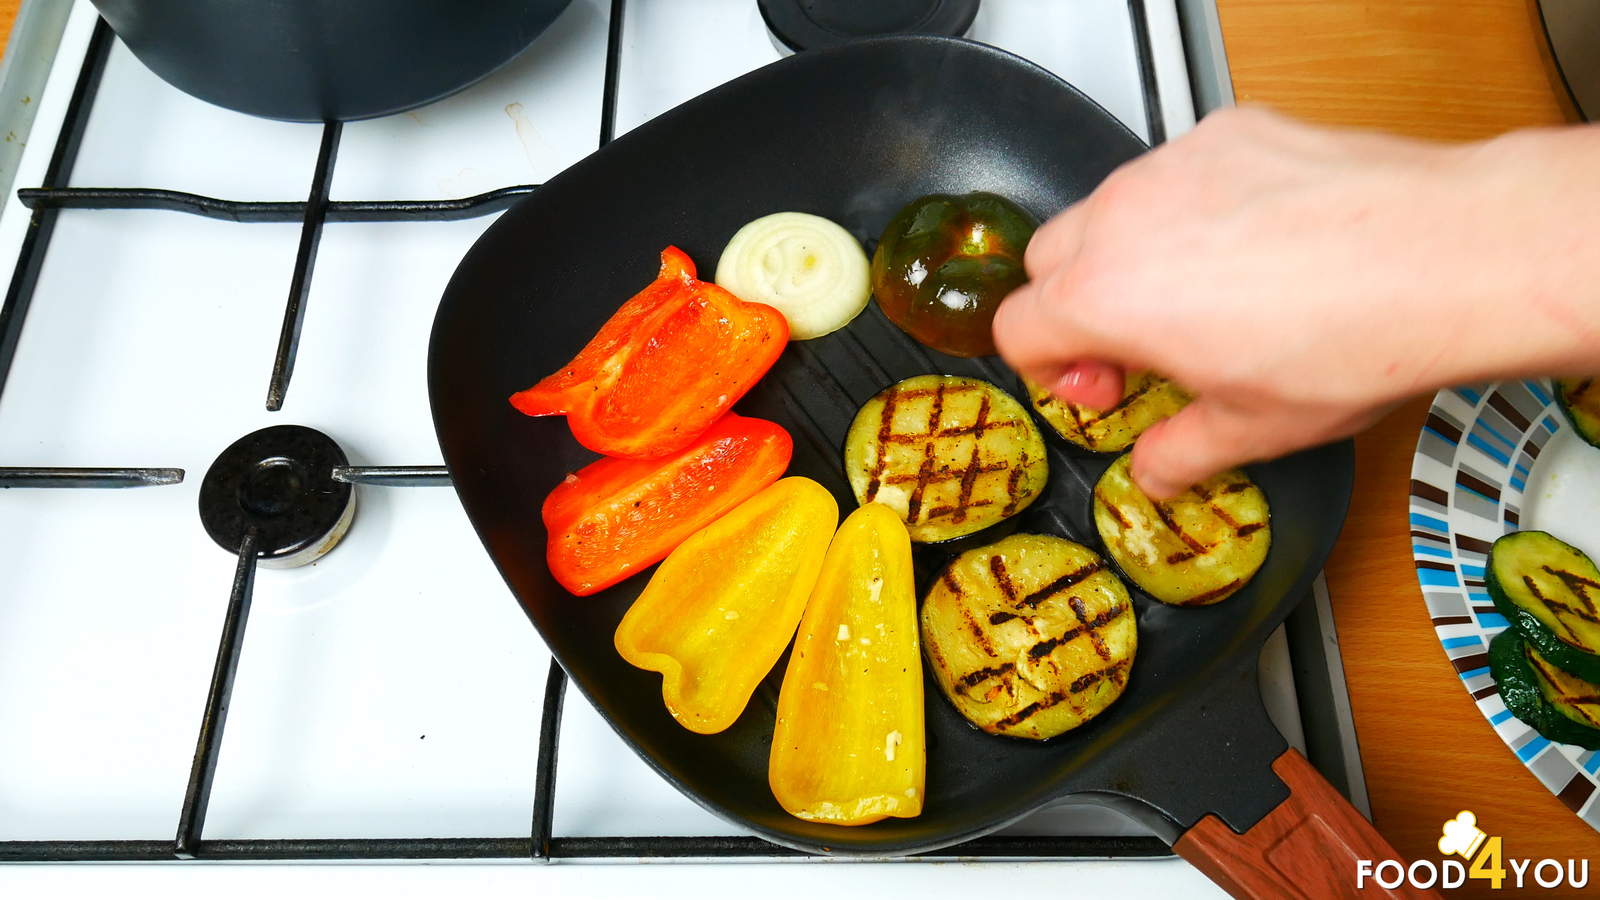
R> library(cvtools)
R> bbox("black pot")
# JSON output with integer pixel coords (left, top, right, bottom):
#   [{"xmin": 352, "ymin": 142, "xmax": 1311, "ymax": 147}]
[{"xmin": 89, "ymin": 0, "xmax": 574, "ymax": 122}]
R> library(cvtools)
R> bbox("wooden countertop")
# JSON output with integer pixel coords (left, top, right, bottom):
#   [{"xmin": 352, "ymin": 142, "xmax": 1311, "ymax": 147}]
[
  {"xmin": 1218, "ymin": 1, "xmax": 1594, "ymax": 895},
  {"xmin": 0, "ymin": 0, "xmax": 1591, "ymax": 894}
]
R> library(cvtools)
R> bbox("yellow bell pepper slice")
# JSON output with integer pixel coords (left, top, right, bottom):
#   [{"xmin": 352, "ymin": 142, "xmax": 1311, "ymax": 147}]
[
  {"xmin": 614, "ymin": 476, "xmax": 838, "ymax": 735},
  {"xmin": 769, "ymin": 503, "xmax": 925, "ymax": 825}
]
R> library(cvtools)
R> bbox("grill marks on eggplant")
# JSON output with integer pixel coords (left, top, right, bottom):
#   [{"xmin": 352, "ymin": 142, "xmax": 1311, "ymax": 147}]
[
  {"xmin": 1488, "ymin": 531, "xmax": 1600, "ymax": 682},
  {"xmin": 1092, "ymin": 454, "xmax": 1270, "ymax": 607},
  {"xmin": 846, "ymin": 375, "xmax": 1047, "ymax": 542},
  {"xmin": 921, "ymin": 534, "xmax": 1136, "ymax": 740},
  {"xmin": 1023, "ymin": 371, "xmax": 1190, "ymax": 453}
]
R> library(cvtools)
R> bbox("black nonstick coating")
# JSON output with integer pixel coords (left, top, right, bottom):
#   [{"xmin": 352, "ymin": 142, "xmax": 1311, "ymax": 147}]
[{"xmin": 428, "ymin": 36, "xmax": 1355, "ymax": 856}]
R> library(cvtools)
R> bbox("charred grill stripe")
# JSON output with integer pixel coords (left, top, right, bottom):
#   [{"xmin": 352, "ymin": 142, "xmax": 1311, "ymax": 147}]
[
  {"xmin": 1153, "ymin": 502, "xmax": 1209, "ymax": 553},
  {"xmin": 1095, "ymin": 490, "xmax": 1133, "ymax": 529},
  {"xmin": 1092, "ymin": 381, "xmax": 1152, "ymax": 422},
  {"xmin": 884, "ymin": 462, "xmax": 1004, "ymax": 485},
  {"xmin": 989, "ymin": 556, "xmax": 1020, "ymax": 606},
  {"xmin": 926, "ymin": 382, "xmax": 947, "ymax": 439},
  {"xmin": 1236, "ymin": 522, "xmax": 1266, "ymax": 538},
  {"xmin": 1001, "ymin": 462, "xmax": 1027, "ymax": 517},
  {"xmin": 1180, "ymin": 579, "xmax": 1243, "ymax": 606},
  {"xmin": 1068, "ymin": 595, "xmax": 1112, "ymax": 660},
  {"xmin": 1166, "ymin": 550, "xmax": 1197, "ymax": 564},
  {"xmin": 956, "ymin": 661, "xmax": 1015, "ymax": 691},
  {"xmin": 994, "ymin": 697, "xmax": 1054, "ymax": 729},
  {"xmin": 941, "ymin": 569, "xmax": 963, "ymax": 596},
  {"xmin": 1208, "ymin": 503, "xmax": 1243, "ymax": 530},
  {"xmin": 1219, "ymin": 481, "xmax": 1252, "ymax": 494},
  {"xmin": 881, "ymin": 419, "xmax": 1021, "ymax": 443},
  {"xmin": 1546, "ymin": 565, "xmax": 1600, "ymax": 616},
  {"xmin": 925, "ymin": 499, "xmax": 996, "ymax": 520},
  {"xmin": 864, "ymin": 385, "xmax": 901, "ymax": 502},
  {"xmin": 904, "ymin": 442, "xmax": 938, "ymax": 523},
  {"xmin": 1525, "ymin": 574, "xmax": 1598, "ymax": 645},
  {"xmin": 1529, "ymin": 656, "xmax": 1600, "ymax": 728},
  {"xmin": 947, "ymin": 442, "xmax": 984, "ymax": 525},
  {"xmin": 1019, "ymin": 562, "xmax": 1106, "ymax": 609},
  {"xmin": 1070, "ymin": 660, "xmax": 1129, "ymax": 694},
  {"xmin": 1026, "ymin": 604, "xmax": 1127, "ymax": 660},
  {"xmin": 992, "ymin": 660, "xmax": 1132, "ymax": 729},
  {"xmin": 958, "ymin": 604, "xmax": 998, "ymax": 657},
  {"xmin": 989, "ymin": 611, "xmax": 1020, "ymax": 625}
]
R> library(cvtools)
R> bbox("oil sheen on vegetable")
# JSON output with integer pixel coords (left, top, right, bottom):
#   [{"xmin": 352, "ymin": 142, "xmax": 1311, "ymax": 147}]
[{"xmin": 871, "ymin": 192, "xmax": 1035, "ymax": 358}]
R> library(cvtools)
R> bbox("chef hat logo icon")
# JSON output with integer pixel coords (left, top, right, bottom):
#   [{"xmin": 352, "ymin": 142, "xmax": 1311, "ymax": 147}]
[{"xmin": 1438, "ymin": 810, "xmax": 1487, "ymax": 859}]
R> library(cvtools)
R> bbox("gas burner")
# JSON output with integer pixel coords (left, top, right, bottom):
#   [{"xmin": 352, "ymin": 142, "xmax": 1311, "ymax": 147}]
[
  {"xmin": 759, "ymin": 0, "xmax": 980, "ymax": 54},
  {"xmin": 198, "ymin": 425, "xmax": 355, "ymax": 568}
]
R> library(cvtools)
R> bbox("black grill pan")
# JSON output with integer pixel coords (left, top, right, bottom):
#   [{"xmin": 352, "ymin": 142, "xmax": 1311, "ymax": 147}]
[{"xmin": 429, "ymin": 36, "xmax": 1420, "ymax": 898}]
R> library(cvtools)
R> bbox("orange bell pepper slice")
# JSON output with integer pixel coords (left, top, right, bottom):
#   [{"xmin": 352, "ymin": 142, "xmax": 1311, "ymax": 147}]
[
  {"xmin": 511, "ymin": 246, "xmax": 790, "ymax": 459},
  {"xmin": 769, "ymin": 503, "xmax": 925, "ymax": 825},
  {"xmin": 542, "ymin": 413, "xmax": 792, "ymax": 596},
  {"xmin": 614, "ymin": 477, "xmax": 838, "ymax": 734}
]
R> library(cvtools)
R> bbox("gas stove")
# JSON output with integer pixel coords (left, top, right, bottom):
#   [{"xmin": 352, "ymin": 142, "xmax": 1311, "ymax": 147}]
[{"xmin": 0, "ymin": 1, "xmax": 1363, "ymax": 897}]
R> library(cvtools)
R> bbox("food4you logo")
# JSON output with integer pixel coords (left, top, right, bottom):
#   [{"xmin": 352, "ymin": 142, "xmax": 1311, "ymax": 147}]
[{"xmin": 1356, "ymin": 812, "xmax": 1589, "ymax": 891}]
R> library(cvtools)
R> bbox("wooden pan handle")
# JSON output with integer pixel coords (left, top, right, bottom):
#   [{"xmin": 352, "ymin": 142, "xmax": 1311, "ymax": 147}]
[{"xmin": 1174, "ymin": 748, "xmax": 1441, "ymax": 899}]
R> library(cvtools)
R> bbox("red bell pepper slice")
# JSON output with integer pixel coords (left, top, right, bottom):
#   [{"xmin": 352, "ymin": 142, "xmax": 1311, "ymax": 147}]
[
  {"xmin": 511, "ymin": 246, "xmax": 789, "ymax": 459},
  {"xmin": 542, "ymin": 413, "xmax": 793, "ymax": 596}
]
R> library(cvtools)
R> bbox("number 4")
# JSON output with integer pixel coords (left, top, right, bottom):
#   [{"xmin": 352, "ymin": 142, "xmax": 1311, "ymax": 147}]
[{"xmin": 1470, "ymin": 836, "xmax": 1506, "ymax": 889}]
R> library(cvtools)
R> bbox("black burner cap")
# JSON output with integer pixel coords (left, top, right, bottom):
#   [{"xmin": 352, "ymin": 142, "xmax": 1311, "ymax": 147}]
[
  {"xmin": 759, "ymin": 0, "xmax": 980, "ymax": 53},
  {"xmin": 199, "ymin": 425, "xmax": 355, "ymax": 568}
]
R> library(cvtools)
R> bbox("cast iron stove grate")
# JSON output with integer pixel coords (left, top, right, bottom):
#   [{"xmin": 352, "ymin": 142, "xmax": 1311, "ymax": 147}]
[{"xmin": 0, "ymin": 0, "xmax": 1177, "ymax": 863}]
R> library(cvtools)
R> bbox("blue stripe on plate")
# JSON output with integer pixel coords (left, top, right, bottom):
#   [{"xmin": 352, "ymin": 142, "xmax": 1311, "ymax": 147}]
[
  {"xmin": 1419, "ymin": 568, "xmax": 1461, "ymax": 587},
  {"xmin": 1442, "ymin": 636, "xmax": 1484, "ymax": 650},
  {"xmin": 1411, "ymin": 512, "xmax": 1449, "ymax": 532},
  {"xmin": 1461, "ymin": 564, "xmax": 1486, "ymax": 577},
  {"xmin": 1476, "ymin": 613, "xmax": 1509, "ymax": 630},
  {"xmin": 1515, "ymin": 461, "xmax": 1530, "ymax": 476},
  {"xmin": 1415, "ymin": 545, "xmax": 1454, "ymax": 559},
  {"xmin": 1457, "ymin": 387, "xmax": 1483, "ymax": 406},
  {"xmin": 1491, "ymin": 710, "xmax": 1514, "ymax": 726},
  {"xmin": 1460, "ymin": 666, "xmax": 1491, "ymax": 680},
  {"xmin": 1466, "ymin": 433, "xmax": 1512, "ymax": 466},
  {"xmin": 1587, "ymin": 754, "xmax": 1600, "ymax": 776},
  {"xmin": 1478, "ymin": 420, "xmax": 1517, "ymax": 451},
  {"xmin": 1518, "ymin": 736, "xmax": 1552, "ymax": 762},
  {"xmin": 1510, "ymin": 476, "xmax": 1527, "ymax": 492},
  {"xmin": 1545, "ymin": 415, "xmax": 1562, "ymax": 432},
  {"xmin": 1530, "ymin": 381, "xmax": 1553, "ymax": 405}
]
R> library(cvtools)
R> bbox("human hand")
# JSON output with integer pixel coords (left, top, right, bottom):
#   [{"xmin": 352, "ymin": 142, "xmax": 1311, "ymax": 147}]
[{"xmin": 994, "ymin": 106, "xmax": 1600, "ymax": 498}]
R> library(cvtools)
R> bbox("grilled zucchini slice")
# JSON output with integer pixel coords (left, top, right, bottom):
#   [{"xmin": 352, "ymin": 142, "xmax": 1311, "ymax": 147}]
[
  {"xmin": 1023, "ymin": 371, "xmax": 1190, "ymax": 453},
  {"xmin": 1488, "ymin": 530, "xmax": 1600, "ymax": 683},
  {"xmin": 845, "ymin": 375, "xmax": 1047, "ymax": 543},
  {"xmin": 1488, "ymin": 629, "xmax": 1600, "ymax": 751},
  {"xmin": 1556, "ymin": 378, "xmax": 1600, "ymax": 447},
  {"xmin": 1092, "ymin": 454, "xmax": 1270, "ymax": 606},
  {"xmin": 921, "ymin": 534, "xmax": 1135, "ymax": 740}
]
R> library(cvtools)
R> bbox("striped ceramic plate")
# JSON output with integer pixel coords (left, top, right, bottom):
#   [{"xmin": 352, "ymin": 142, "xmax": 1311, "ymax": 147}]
[{"xmin": 1412, "ymin": 379, "xmax": 1600, "ymax": 830}]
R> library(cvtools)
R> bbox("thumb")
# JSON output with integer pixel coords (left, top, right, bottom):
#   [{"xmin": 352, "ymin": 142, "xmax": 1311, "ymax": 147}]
[{"xmin": 1127, "ymin": 399, "xmax": 1256, "ymax": 500}]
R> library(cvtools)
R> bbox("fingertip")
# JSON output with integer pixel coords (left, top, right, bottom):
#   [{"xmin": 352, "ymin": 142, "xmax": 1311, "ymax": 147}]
[{"xmin": 1051, "ymin": 361, "xmax": 1123, "ymax": 411}]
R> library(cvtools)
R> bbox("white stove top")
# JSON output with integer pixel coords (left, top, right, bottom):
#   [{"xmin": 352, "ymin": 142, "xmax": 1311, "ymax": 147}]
[{"xmin": 0, "ymin": 1, "xmax": 1249, "ymax": 896}]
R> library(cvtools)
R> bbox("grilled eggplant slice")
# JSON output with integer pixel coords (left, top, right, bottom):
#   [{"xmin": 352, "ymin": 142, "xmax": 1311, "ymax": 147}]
[
  {"xmin": 921, "ymin": 534, "xmax": 1135, "ymax": 740},
  {"xmin": 1023, "ymin": 371, "xmax": 1190, "ymax": 453},
  {"xmin": 1489, "ymin": 629, "xmax": 1600, "ymax": 751},
  {"xmin": 1488, "ymin": 530, "xmax": 1600, "ymax": 683},
  {"xmin": 1092, "ymin": 454, "xmax": 1269, "ymax": 606},
  {"xmin": 845, "ymin": 374, "xmax": 1047, "ymax": 543},
  {"xmin": 1556, "ymin": 378, "xmax": 1600, "ymax": 447}
]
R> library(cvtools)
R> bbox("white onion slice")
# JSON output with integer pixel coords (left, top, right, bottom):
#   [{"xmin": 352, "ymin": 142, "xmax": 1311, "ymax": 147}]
[{"xmin": 714, "ymin": 212, "xmax": 870, "ymax": 340}]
